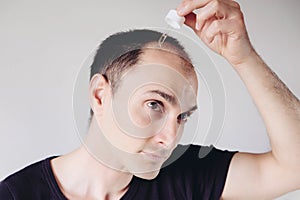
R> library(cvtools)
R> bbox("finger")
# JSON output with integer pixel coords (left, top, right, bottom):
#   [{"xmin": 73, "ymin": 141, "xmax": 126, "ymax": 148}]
[
  {"xmin": 184, "ymin": 12, "xmax": 219, "ymax": 38},
  {"xmin": 176, "ymin": 0, "xmax": 211, "ymax": 16},
  {"xmin": 177, "ymin": 0, "xmax": 240, "ymax": 17},
  {"xmin": 224, "ymin": 0, "xmax": 241, "ymax": 9},
  {"xmin": 195, "ymin": 1, "xmax": 224, "ymax": 31},
  {"xmin": 203, "ymin": 19, "xmax": 240, "ymax": 45},
  {"xmin": 195, "ymin": 0, "xmax": 229, "ymax": 31},
  {"xmin": 199, "ymin": 17, "xmax": 215, "ymax": 42},
  {"xmin": 204, "ymin": 20, "xmax": 223, "ymax": 45}
]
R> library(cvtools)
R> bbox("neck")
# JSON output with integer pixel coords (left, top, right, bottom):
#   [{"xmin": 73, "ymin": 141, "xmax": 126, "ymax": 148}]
[
  {"xmin": 51, "ymin": 118, "xmax": 133, "ymax": 199},
  {"xmin": 51, "ymin": 147, "xmax": 133, "ymax": 200}
]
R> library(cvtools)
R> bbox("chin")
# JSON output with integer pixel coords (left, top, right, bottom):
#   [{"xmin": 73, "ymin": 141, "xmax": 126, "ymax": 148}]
[{"xmin": 134, "ymin": 169, "xmax": 160, "ymax": 180}]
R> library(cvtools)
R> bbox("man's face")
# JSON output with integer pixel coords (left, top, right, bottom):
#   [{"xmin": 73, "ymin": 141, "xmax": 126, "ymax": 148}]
[{"xmin": 91, "ymin": 48, "xmax": 198, "ymax": 179}]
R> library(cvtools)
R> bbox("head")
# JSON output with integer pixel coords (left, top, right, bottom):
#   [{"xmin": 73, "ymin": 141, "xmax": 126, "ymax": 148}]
[{"xmin": 87, "ymin": 29, "xmax": 198, "ymax": 179}]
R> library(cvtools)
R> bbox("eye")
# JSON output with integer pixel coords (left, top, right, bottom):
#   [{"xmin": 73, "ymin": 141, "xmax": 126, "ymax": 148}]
[
  {"xmin": 177, "ymin": 112, "xmax": 190, "ymax": 124},
  {"xmin": 146, "ymin": 101, "xmax": 164, "ymax": 113}
]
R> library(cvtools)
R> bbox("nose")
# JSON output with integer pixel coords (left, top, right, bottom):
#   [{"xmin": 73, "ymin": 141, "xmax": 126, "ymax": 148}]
[{"xmin": 153, "ymin": 115, "xmax": 181, "ymax": 148}]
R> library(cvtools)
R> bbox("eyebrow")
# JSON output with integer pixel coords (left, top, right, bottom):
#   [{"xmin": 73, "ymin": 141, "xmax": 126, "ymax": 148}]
[
  {"xmin": 148, "ymin": 90, "xmax": 176, "ymax": 105},
  {"xmin": 187, "ymin": 105, "xmax": 198, "ymax": 112},
  {"xmin": 148, "ymin": 90, "xmax": 198, "ymax": 112}
]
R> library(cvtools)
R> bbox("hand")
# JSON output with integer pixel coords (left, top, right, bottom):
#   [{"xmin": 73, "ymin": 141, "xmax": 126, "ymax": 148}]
[{"xmin": 177, "ymin": 0, "xmax": 255, "ymax": 66}]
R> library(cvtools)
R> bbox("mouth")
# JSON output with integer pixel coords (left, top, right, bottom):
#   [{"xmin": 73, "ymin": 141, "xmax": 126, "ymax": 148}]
[{"xmin": 141, "ymin": 151, "xmax": 169, "ymax": 163}]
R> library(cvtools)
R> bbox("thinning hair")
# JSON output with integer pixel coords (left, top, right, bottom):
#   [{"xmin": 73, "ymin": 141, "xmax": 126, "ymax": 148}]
[{"xmin": 89, "ymin": 29, "xmax": 193, "ymax": 117}]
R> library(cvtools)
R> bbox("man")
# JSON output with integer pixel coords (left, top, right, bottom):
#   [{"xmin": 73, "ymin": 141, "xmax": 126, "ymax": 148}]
[{"xmin": 1, "ymin": 0, "xmax": 300, "ymax": 199}]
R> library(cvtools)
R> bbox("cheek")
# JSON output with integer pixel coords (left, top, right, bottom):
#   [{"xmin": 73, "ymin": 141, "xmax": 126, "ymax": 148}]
[
  {"xmin": 128, "ymin": 99, "xmax": 152, "ymax": 128},
  {"xmin": 99, "ymin": 102, "xmax": 149, "ymax": 152},
  {"xmin": 101, "ymin": 113, "xmax": 148, "ymax": 153}
]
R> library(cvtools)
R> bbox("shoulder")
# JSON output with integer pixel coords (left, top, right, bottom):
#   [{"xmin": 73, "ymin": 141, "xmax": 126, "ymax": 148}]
[
  {"xmin": 163, "ymin": 144, "xmax": 237, "ymax": 169},
  {"xmin": 0, "ymin": 156, "xmax": 59, "ymax": 199},
  {"xmin": 158, "ymin": 144, "xmax": 237, "ymax": 199},
  {"xmin": 3, "ymin": 157, "xmax": 52, "ymax": 185},
  {"xmin": 0, "ymin": 181, "xmax": 13, "ymax": 199},
  {"xmin": 124, "ymin": 145, "xmax": 237, "ymax": 199}
]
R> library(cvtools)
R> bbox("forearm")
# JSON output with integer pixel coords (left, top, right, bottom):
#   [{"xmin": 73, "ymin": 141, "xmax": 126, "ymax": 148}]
[{"xmin": 233, "ymin": 51, "xmax": 300, "ymax": 168}]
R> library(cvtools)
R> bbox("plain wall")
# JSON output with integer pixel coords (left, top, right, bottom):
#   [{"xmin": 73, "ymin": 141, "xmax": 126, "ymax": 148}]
[{"xmin": 0, "ymin": 0, "xmax": 299, "ymax": 199}]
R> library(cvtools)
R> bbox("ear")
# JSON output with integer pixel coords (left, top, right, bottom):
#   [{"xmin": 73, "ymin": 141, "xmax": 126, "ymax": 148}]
[{"xmin": 89, "ymin": 73, "xmax": 110, "ymax": 116}]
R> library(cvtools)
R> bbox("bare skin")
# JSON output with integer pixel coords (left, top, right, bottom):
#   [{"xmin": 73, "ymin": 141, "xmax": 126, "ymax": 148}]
[
  {"xmin": 51, "ymin": 49, "xmax": 198, "ymax": 200},
  {"xmin": 177, "ymin": 0, "xmax": 300, "ymax": 199},
  {"xmin": 51, "ymin": 0, "xmax": 300, "ymax": 199}
]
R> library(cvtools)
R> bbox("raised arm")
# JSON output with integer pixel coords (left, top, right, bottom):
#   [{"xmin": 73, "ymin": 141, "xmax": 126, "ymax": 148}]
[{"xmin": 176, "ymin": 0, "xmax": 300, "ymax": 198}]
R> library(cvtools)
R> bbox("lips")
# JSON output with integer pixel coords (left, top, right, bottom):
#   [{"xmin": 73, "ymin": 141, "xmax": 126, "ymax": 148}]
[{"xmin": 142, "ymin": 151, "xmax": 169, "ymax": 162}]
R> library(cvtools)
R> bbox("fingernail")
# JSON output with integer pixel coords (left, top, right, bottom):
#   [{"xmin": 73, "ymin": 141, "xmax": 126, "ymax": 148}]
[{"xmin": 178, "ymin": 4, "xmax": 189, "ymax": 15}]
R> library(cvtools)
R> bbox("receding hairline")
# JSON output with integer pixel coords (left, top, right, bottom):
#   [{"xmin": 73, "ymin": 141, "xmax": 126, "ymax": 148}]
[
  {"xmin": 138, "ymin": 41, "xmax": 195, "ymax": 75},
  {"xmin": 142, "ymin": 41, "xmax": 191, "ymax": 61}
]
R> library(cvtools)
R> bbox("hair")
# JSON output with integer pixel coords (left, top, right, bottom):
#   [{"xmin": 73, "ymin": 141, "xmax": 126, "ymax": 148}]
[{"xmin": 89, "ymin": 29, "xmax": 193, "ymax": 117}]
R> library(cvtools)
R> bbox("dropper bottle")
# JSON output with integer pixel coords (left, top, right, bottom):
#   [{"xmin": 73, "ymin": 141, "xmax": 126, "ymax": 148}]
[
  {"xmin": 164, "ymin": 9, "xmax": 185, "ymax": 29},
  {"xmin": 158, "ymin": 9, "xmax": 185, "ymax": 47}
]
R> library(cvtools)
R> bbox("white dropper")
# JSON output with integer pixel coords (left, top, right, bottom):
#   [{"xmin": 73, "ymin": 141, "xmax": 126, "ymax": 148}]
[{"xmin": 164, "ymin": 9, "xmax": 185, "ymax": 29}]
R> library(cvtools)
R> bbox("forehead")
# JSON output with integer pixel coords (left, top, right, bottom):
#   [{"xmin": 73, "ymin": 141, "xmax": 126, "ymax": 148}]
[
  {"xmin": 140, "ymin": 48, "xmax": 189, "ymax": 71},
  {"xmin": 138, "ymin": 48, "xmax": 198, "ymax": 91},
  {"xmin": 116, "ymin": 62, "xmax": 197, "ymax": 111}
]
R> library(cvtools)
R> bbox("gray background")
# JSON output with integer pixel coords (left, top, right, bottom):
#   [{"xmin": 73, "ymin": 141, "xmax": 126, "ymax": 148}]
[{"xmin": 0, "ymin": 0, "xmax": 299, "ymax": 199}]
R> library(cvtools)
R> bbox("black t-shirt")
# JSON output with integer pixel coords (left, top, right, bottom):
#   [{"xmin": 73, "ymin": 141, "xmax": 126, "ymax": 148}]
[{"xmin": 0, "ymin": 145, "xmax": 236, "ymax": 200}]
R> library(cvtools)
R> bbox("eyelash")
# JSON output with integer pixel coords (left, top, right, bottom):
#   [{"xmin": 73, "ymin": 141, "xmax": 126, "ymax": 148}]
[
  {"xmin": 146, "ymin": 100, "xmax": 164, "ymax": 113},
  {"xmin": 146, "ymin": 100, "xmax": 192, "ymax": 124},
  {"xmin": 177, "ymin": 113, "xmax": 191, "ymax": 124}
]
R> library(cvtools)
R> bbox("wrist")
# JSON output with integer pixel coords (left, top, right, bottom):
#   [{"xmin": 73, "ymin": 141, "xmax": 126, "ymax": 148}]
[{"xmin": 231, "ymin": 50, "xmax": 263, "ymax": 72}]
